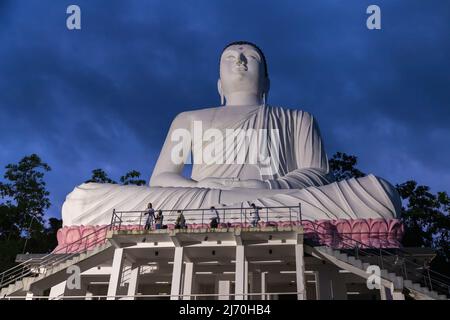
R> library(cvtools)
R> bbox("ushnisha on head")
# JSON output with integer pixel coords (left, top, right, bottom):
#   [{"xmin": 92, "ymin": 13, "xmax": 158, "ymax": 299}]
[{"xmin": 218, "ymin": 41, "xmax": 270, "ymax": 107}]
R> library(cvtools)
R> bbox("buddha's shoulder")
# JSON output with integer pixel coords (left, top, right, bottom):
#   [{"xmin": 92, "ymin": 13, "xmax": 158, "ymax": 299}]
[
  {"xmin": 172, "ymin": 106, "xmax": 223, "ymax": 121},
  {"xmin": 266, "ymin": 105, "xmax": 315, "ymax": 120}
]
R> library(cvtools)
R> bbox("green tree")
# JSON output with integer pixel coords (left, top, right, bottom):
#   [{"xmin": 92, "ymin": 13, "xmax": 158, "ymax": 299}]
[
  {"xmin": 120, "ymin": 170, "xmax": 146, "ymax": 186},
  {"xmin": 328, "ymin": 152, "xmax": 365, "ymax": 181},
  {"xmin": 85, "ymin": 168, "xmax": 146, "ymax": 186},
  {"xmin": 85, "ymin": 168, "xmax": 117, "ymax": 184},
  {"xmin": 396, "ymin": 181, "xmax": 450, "ymax": 277},
  {"xmin": 0, "ymin": 154, "xmax": 51, "ymax": 232},
  {"xmin": 328, "ymin": 152, "xmax": 450, "ymax": 277},
  {"xmin": 0, "ymin": 154, "xmax": 62, "ymax": 272}
]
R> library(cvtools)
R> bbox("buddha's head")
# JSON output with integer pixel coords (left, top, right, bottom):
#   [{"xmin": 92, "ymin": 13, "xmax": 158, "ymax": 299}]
[{"xmin": 218, "ymin": 41, "xmax": 270, "ymax": 106}]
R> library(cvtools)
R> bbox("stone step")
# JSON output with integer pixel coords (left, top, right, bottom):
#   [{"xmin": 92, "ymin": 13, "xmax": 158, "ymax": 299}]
[
  {"xmin": 347, "ymin": 256, "xmax": 356, "ymax": 265},
  {"xmin": 387, "ymin": 273, "xmax": 397, "ymax": 281},
  {"xmin": 404, "ymin": 280, "xmax": 413, "ymax": 287},
  {"xmin": 0, "ymin": 243, "xmax": 112, "ymax": 297}
]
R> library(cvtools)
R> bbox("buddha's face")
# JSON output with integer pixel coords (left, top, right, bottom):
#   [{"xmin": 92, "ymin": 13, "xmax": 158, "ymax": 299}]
[{"xmin": 219, "ymin": 44, "xmax": 269, "ymax": 103}]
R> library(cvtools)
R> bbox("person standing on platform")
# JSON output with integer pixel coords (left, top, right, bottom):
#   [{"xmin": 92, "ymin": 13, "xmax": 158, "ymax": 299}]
[
  {"xmin": 209, "ymin": 206, "xmax": 220, "ymax": 228},
  {"xmin": 175, "ymin": 210, "xmax": 187, "ymax": 229},
  {"xmin": 155, "ymin": 210, "xmax": 164, "ymax": 230},
  {"xmin": 250, "ymin": 203, "xmax": 261, "ymax": 227},
  {"xmin": 144, "ymin": 203, "xmax": 155, "ymax": 230}
]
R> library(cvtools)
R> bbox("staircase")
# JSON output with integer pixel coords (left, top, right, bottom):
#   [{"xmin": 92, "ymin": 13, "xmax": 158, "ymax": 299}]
[
  {"xmin": 0, "ymin": 225, "xmax": 113, "ymax": 297},
  {"xmin": 312, "ymin": 246, "xmax": 447, "ymax": 300}
]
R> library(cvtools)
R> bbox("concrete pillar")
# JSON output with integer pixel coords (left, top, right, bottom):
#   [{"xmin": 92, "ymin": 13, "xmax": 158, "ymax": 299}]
[
  {"xmin": 170, "ymin": 246, "xmax": 184, "ymax": 300},
  {"xmin": 126, "ymin": 265, "xmax": 140, "ymax": 299},
  {"xmin": 379, "ymin": 285, "xmax": 404, "ymax": 300},
  {"xmin": 380, "ymin": 285, "xmax": 391, "ymax": 300},
  {"xmin": 244, "ymin": 260, "xmax": 249, "ymax": 300},
  {"xmin": 261, "ymin": 272, "xmax": 267, "ymax": 300},
  {"xmin": 183, "ymin": 262, "xmax": 194, "ymax": 300},
  {"xmin": 218, "ymin": 280, "xmax": 231, "ymax": 300},
  {"xmin": 316, "ymin": 264, "xmax": 347, "ymax": 300},
  {"xmin": 107, "ymin": 248, "xmax": 125, "ymax": 300},
  {"xmin": 49, "ymin": 281, "xmax": 66, "ymax": 300},
  {"xmin": 391, "ymin": 277, "xmax": 405, "ymax": 300},
  {"xmin": 250, "ymin": 272, "xmax": 262, "ymax": 300},
  {"xmin": 295, "ymin": 243, "xmax": 306, "ymax": 300},
  {"xmin": 392, "ymin": 291, "xmax": 405, "ymax": 300},
  {"xmin": 235, "ymin": 245, "xmax": 246, "ymax": 300},
  {"xmin": 314, "ymin": 271, "xmax": 321, "ymax": 300}
]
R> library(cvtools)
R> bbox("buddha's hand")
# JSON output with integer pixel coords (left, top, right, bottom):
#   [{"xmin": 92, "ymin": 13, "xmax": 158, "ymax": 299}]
[
  {"xmin": 197, "ymin": 178, "xmax": 269, "ymax": 190},
  {"xmin": 231, "ymin": 179, "xmax": 270, "ymax": 189},
  {"xmin": 197, "ymin": 177, "xmax": 233, "ymax": 189}
]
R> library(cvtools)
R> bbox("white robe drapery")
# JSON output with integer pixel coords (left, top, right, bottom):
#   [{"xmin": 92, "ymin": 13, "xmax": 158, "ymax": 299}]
[{"xmin": 62, "ymin": 106, "xmax": 401, "ymax": 226}]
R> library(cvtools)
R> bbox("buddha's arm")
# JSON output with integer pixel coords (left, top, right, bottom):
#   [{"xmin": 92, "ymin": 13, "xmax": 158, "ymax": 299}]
[
  {"xmin": 263, "ymin": 111, "xmax": 334, "ymax": 189},
  {"xmin": 150, "ymin": 112, "xmax": 198, "ymax": 188}
]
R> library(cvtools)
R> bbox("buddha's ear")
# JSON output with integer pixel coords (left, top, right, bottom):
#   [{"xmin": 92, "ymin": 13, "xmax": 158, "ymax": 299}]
[{"xmin": 217, "ymin": 79, "xmax": 225, "ymax": 105}]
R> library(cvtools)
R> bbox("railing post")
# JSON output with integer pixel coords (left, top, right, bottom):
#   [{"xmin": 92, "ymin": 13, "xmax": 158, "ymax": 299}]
[
  {"xmin": 427, "ymin": 267, "xmax": 433, "ymax": 291},
  {"xmin": 201, "ymin": 210, "xmax": 204, "ymax": 226},
  {"xmin": 266, "ymin": 208, "xmax": 269, "ymax": 223},
  {"xmin": 379, "ymin": 248, "xmax": 384, "ymax": 269},
  {"xmin": 110, "ymin": 209, "xmax": 116, "ymax": 230},
  {"xmin": 403, "ymin": 262, "xmax": 408, "ymax": 280},
  {"xmin": 298, "ymin": 203, "xmax": 302, "ymax": 223}
]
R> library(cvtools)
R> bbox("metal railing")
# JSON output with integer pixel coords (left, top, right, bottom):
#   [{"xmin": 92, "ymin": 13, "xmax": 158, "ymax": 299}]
[
  {"xmin": 110, "ymin": 205, "xmax": 303, "ymax": 231},
  {"xmin": 0, "ymin": 224, "xmax": 110, "ymax": 290}
]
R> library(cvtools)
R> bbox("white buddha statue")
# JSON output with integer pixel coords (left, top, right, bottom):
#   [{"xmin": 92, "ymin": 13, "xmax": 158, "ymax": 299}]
[{"xmin": 62, "ymin": 41, "xmax": 401, "ymax": 226}]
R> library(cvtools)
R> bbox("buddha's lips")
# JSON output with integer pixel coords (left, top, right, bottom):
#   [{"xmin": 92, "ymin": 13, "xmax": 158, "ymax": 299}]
[{"xmin": 233, "ymin": 66, "xmax": 248, "ymax": 72}]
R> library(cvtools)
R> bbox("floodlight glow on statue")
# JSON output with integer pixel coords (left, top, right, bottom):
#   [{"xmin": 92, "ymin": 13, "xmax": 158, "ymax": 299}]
[{"xmin": 62, "ymin": 41, "xmax": 401, "ymax": 226}]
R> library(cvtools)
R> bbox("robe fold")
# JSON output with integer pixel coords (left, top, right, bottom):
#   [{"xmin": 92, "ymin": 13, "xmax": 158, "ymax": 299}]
[{"xmin": 62, "ymin": 105, "xmax": 401, "ymax": 226}]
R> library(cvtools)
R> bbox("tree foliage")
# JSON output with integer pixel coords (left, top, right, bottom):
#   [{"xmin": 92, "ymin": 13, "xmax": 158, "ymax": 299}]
[
  {"xmin": 328, "ymin": 151, "xmax": 365, "ymax": 181},
  {"xmin": 85, "ymin": 168, "xmax": 117, "ymax": 184},
  {"xmin": 85, "ymin": 168, "xmax": 146, "ymax": 186},
  {"xmin": 396, "ymin": 180, "xmax": 450, "ymax": 276},
  {"xmin": 328, "ymin": 152, "xmax": 450, "ymax": 277},
  {"xmin": 120, "ymin": 170, "xmax": 146, "ymax": 186},
  {"xmin": 0, "ymin": 154, "xmax": 51, "ymax": 231},
  {"xmin": 0, "ymin": 154, "xmax": 61, "ymax": 272}
]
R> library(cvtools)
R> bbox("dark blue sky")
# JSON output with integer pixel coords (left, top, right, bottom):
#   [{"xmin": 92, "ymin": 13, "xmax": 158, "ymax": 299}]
[{"xmin": 1, "ymin": 0, "xmax": 449, "ymax": 220}]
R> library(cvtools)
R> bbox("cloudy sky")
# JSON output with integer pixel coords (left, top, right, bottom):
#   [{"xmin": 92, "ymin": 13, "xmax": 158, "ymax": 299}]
[{"xmin": 0, "ymin": 0, "xmax": 449, "ymax": 220}]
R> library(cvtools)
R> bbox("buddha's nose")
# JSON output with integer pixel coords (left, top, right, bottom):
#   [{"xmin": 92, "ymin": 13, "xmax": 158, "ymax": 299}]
[{"xmin": 236, "ymin": 53, "xmax": 247, "ymax": 65}]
